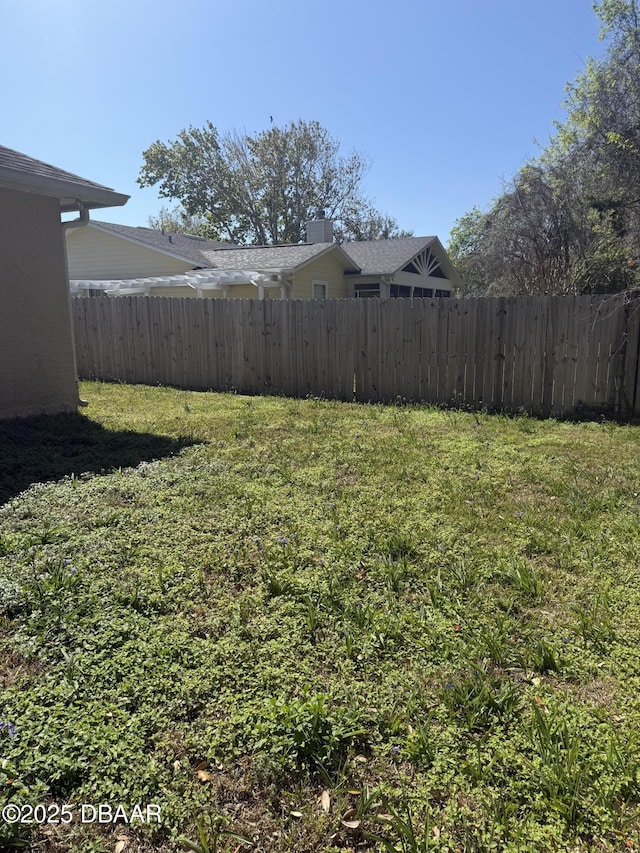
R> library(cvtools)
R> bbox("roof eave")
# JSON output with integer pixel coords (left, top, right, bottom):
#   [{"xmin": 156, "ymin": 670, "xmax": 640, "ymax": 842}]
[{"xmin": 0, "ymin": 168, "xmax": 129, "ymax": 211}]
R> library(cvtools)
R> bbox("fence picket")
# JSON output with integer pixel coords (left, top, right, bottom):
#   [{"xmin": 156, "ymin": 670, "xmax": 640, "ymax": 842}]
[{"xmin": 72, "ymin": 293, "xmax": 637, "ymax": 420}]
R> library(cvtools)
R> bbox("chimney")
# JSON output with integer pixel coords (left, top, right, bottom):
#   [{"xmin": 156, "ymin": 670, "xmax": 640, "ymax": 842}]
[{"xmin": 306, "ymin": 209, "xmax": 333, "ymax": 243}]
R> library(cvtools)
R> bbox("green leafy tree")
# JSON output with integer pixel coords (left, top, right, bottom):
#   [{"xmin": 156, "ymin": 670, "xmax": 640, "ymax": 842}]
[
  {"xmin": 447, "ymin": 207, "xmax": 492, "ymax": 295},
  {"xmin": 147, "ymin": 205, "xmax": 212, "ymax": 237},
  {"xmin": 450, "ymin": 0, "xmax": 640, "ymax": 295},
  {"xmin": 139, "ymin": 120, "xmax": 410, "ymax": 245}
]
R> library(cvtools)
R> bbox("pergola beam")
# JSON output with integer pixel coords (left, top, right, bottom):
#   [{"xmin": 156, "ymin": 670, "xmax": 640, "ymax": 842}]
[{"xmin": 69, "ymin": 269, "xmax": 288, "ymax": 297}]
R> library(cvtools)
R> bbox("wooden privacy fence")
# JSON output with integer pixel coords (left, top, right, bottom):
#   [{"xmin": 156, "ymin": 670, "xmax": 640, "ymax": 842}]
[{"xmin": 72, "ymin": 292, "xmax": 640, "ymax": 419}]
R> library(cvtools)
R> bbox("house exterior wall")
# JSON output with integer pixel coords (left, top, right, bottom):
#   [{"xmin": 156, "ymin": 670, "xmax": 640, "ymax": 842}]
[
  {"xmin": 66, "ymin": 225, "xmax": 195, "ymax": 279},
  {"xmin": 393, "ymin": 270, "xmax": 453, "ymax": 292},
  {"xmin": 291, "ymin": 253, "xmax": 350, "ymax": 298},
  {"xmin": 145, "ymin": 285, "xmax": 261, "ymax": 299},
  {"xmin": 149, "ymin": 286, "xmax": 209, "ymax": 298},
  {"xmin": 0, "ymin": 187, "xmax": 78, "ymax": 419}
]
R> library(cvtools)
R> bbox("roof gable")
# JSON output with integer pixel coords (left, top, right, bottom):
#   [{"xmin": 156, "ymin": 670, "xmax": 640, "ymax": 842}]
[
  {"xmin": 0, "ymin": 146, "xmax": 128, "ymax": 212},
  {"xmin": 342, "ymin": 237, "xmax": 437, "ymax": 275},
  {"xmin": 343, "ymin": 236, "xmax": 462, "ymax": 289}
]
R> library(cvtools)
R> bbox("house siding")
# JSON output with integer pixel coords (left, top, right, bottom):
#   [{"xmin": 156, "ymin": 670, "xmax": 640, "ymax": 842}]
[
  {"xmin": 291, "ymin": 253, "xmax": 350, "ymax": 298},
  {"xmin": 66, "ymin": 225, "xmax": 196, "ymax": 280},
  {"xmin": 0, "ymin": 187, "xmax": 78, "ymax": 418},
  {"xmin": 147, "ymin": 284, "xmax": 261, "ymax": 299}
]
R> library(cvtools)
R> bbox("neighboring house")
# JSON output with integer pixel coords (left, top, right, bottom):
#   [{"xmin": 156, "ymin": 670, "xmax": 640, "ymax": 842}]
[
  {"xmin": 68, "ymin": 213, "xmax": 461, "ymax": 299},
  {"xmin": 66, "ymin": 220, "xmax": 228, "ymax": 280},
  {"xmin": 0, "ymin": 146, "xmax": 128, "ymax": 419},
  {"xmin": 202, "ymin": 234, "xmax": 460, "ymax": 299},
  {"xmin": 197, "ymin": 241, "xmax": 361, "ymax": 299}
]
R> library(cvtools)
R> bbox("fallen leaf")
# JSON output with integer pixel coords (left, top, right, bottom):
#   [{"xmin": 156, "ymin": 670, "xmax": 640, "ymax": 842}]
[
  {"xmin": 115, "ymin": 842, "xmax": 126, "ymax": 853},
  {"xmin": 320, "ymin": 790, "xmax": 330, "ymax": 813},
  {"xmin": 290, "ymin": 810, "xmax": 303, "ymax": 819},
  {"xmin": 341, "ymin": 819, "xmax": 361, "ymax": 831},
  {"xmin": 342, "ymin": 808, "xmax": 356, "ymax": 821},
  {"xmin": 348, "ymin": 789, "xmax": 361, "ymax": 796},
  {"xmin": 195, "ymin": 760, "xmax": 209, "ymax": 771},
  {"xmin": 355, "ymin": 754, "xmax": 368, "ymax": 764},
  {"xmin": 432, "ymin": 826, "xmax": 441, "ymax": 839},
  {"xmin": 453, "ymin": 624, "xmax": 462, "ymax": 632},
  {"xmin": 196, "ymin": 769, "xmax": 213, "ymax": 782}
]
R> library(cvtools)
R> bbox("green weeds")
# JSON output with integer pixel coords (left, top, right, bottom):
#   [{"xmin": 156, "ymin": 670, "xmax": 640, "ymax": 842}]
[
  {"xmin": 253, "ymin": 691, "xmax": 366, "ymax": 775},
  {"xmin": 1, "ymin": 383, "xmax": 639, "ymax": 851}
]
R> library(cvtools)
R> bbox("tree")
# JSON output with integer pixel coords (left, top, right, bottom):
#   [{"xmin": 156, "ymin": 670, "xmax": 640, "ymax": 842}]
[
  {"xmin": 147, "ymin": 205, "xmax": 211, "ymax": 237},
  {"xmin": 448, "ymin": 0, "xmax": 640, "ymax": 296},
  {"xmin": 447, "ymin": 207, "xmax": 492, "ymax": 295},
  {"xmin": 341, "ymin": 208, "xmax": 414, "ymax": 241},
  {"xmin": 138, "ymin": 120, "xmax": 411, "ymax": 245}
]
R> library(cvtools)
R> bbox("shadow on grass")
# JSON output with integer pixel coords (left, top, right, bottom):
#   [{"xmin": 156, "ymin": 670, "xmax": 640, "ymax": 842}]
[{"xmin": 0, "ymin": 412, "xmax": 199, "ymax": 505}]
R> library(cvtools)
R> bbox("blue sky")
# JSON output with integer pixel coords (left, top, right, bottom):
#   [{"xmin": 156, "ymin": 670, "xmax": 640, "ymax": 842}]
[{"xmin": 1, "ymin": 0, "xmax": 606, "ymax": 244}]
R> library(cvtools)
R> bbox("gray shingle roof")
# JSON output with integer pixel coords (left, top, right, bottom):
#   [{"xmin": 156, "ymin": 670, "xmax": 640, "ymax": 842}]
[
  {"xmin": 0, "ymin": 147, "xmax": 112, "ymax": 189},
  {"xmin": 0, "ymin": 146, "xmax": 129, "ymax": 211},
  {"xmin": 202, "ymin": 242, "xmax": 359, "ymax": 272},
  {"xmin": 341, "ymin": 237, "xmax": 437, "ymax": 275},
  {"xmin": 91, "ymin": 221, "xmax": 229, "ymax": 267}
]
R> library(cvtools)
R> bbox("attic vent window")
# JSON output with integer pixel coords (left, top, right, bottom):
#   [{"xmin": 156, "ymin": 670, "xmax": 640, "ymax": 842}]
[{"xmin": 402, "ymin": 247, "xmax": 445, "ymax": 278}]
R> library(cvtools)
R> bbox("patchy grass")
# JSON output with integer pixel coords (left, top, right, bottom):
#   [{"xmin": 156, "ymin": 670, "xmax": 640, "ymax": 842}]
[{"xmin": 1, "ymin": 381, "xmax": 640, "ymax": 852}]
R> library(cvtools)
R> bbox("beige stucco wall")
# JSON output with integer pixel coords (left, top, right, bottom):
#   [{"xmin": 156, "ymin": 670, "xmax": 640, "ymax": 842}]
[
  {"xmin": 0, "ymin": 187, "xmax": 78, "ymax": 419},
  {"xmin": 291, "ymin": 252, "xmax": 351, "ymax": 298},
  {"xmin": 66, "ymin": 225, "xmax": 195, "ymax": 279}
]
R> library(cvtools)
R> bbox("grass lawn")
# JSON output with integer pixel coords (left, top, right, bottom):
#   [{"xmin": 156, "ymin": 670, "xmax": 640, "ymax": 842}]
[{"xmin": 1, "ymin": 381, "xmax": 640, "ymax": 852}]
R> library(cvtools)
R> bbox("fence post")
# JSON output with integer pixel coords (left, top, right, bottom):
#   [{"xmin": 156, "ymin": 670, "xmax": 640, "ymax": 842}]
[{"xmin": 621, "ymin": 289, "xmax": 640, "ymax": 419}]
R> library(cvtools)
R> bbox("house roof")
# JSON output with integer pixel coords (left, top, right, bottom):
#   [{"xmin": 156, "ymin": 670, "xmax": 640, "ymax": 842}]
[
  {"xmin": 343, "ymin": 236, "xmax": 462, "ymax": 288},
  {"xmin": 89, "ymin": 221, "xmax": 229, "ymax": 267},
  {"xmin": 341, "ymin": 236, "xmax": 438, "ymax": 275},
  {"xmin": 0, "ymin": 146, "xmax": 129, "ymax": 212},
  {"xmin": 202, "ymin": 241, "xmax": 360, "ymax": 274}
]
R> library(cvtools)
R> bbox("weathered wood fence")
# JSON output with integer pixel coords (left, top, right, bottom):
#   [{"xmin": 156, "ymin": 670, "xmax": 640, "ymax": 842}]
[{"xmin": 72, "ymin": 292, "xmax": 640, "ymax": 419}]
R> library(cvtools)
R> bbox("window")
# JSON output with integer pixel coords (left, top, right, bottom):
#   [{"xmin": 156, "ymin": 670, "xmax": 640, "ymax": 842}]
[
  {"xmin": 312, "ymin": 280, "xmax": 328, "ymax": 299},
  {"xmin": 390, "ymin": 284, "xmax": 412, "ymax": 298},
  {"xmin": 354, "ymin": 284, "xmax": 380, "ymax": 298}
]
